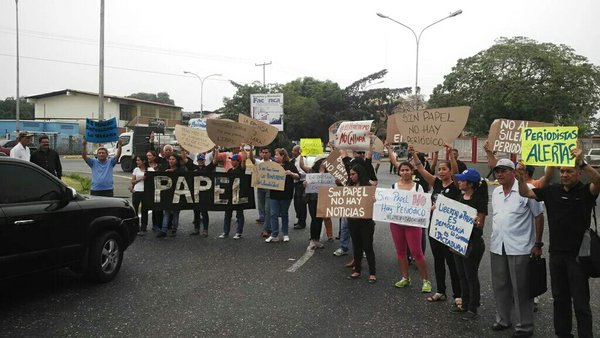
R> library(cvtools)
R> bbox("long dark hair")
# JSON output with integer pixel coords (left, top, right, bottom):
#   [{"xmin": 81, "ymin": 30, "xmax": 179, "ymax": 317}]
[
  {"xmin": 348, "ymin": 164, "xmax": 370, "ymax": 186},
  {"xmin": 312, "ymin": 158, "xmax": 327, "ymax": 173}
]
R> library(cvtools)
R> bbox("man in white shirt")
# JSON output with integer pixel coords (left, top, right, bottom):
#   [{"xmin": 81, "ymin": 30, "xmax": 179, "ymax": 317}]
[
  {"xmin": 9, "ymin": 131, "xmax": 33, "ymax": 161},
  {"xmin": 490, "ymin": 158, "xmax": 544, "ymax": 338}
]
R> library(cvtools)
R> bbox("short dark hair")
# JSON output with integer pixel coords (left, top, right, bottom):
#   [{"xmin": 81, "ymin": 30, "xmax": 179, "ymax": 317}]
[{"xmin": 38, "ymin": 135, "xmax": 49, "ymax": 143}]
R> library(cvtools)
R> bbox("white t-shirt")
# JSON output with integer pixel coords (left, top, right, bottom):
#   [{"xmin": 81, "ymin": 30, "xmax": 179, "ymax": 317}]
[
  {"xmin": 132, "ymin": 167, "xmax": 154, "ymax": 192},
  {"xmin": 10, "ymin": 143, "xmax": 30, "ymax": 161}
]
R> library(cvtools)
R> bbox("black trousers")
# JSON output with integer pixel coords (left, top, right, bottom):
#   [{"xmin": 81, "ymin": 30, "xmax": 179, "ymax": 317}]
[
  {"xmin": 347, "ymin": 219, "xmax": 376, "ymax": 275},
  {"xmin": 550, "ymin": 252, "xmax": 593, "ymax": 338},
  {"xmin": 293, "ymin": 182, "xmax": 307, "ymax": 225},
  {"xmin": 430, "ymin": 235, "xmax": 461, "ymax": 298},
  {"xmin": 454, "ymin": 237, "xmax": 484, "ymax": 313},
  {"xmin": 91, "ymin": 189, "xmax": 113, "ymax": 197},
  {"xmin": 193, "ymin": 210, "xmax": 210, "ymax": 231},
  {"xmin": 131, "ymin": 191, "xmax": 149, "ymax": 231},
  {"xmin": 307, "ymin": 199, "xmax": 323, "ymax": 240}
]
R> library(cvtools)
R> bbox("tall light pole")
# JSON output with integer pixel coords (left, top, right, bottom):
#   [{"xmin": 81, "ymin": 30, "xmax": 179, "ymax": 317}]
[
  {"xmin": 183, "ymin": 71, "xmax": 222, "ymax": 116},
  {"xmin": 15, "ymin": 0, "xmax": 20, "ymax": 132},
  {"xmin": 98, "ymin": 0, "xmax": 105, "ymax": 120},
  {"xmin": 255, "ymin": 61, "xmax": 272, "ymax": 87},
  {"xmin": 376, "ymin": 10, "xmax": 462, "ymax": 109}
]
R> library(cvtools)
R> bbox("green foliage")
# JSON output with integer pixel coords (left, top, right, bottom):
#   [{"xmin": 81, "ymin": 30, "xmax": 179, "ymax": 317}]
[
  {"xmin": 63, "ymin": 173, "xmax": 92, "ymax": 194},
  {"xmin": 219, "ymin": 81, "xmax": 269, "ymax": 121},
  {"xmin": 0, "ymin": 97, "xmax": 34, "ymax": 119},
  {"xmin": 428, "ymin": 37, "xmax": 600, "ymax": 135},
  {"xmin": 127, "ymin": 92, "xmax": 175, "ymax": 105}
]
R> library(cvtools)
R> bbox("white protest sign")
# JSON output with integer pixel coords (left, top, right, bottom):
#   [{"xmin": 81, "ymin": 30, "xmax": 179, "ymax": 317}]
[
  {"xmin": 429, "ymin": 195, "xmax": 476, "ymax": 256},
  {"xmin": 305, "ymin": 173, "xmax": 336, "ymax": 194},
  {"xmin": 335, "ymin": 120, "xmax": 373, "ymax": 150},
  {"xmin": 373, "ymin": 188, "xmax": 431, "ymax": 228}
]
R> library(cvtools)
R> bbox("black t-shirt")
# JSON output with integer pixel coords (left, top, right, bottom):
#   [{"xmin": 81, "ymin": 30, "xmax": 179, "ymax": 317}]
[
  {"xmin": 348, "ymin": 157, "xmax": 378, "ymax": 182},
  {"xmin": 533, "ymin": 182, "xmax": 598, "ymax": 254},
  {"xmin": 194, "ymin": 162, "xmax": 216, "ymax": 175},
  {"xmin": 458, "ymin": 193, "xmax": 488, "ymax": 240},
  {"xmin": 456, "ymin": 160, "xmax": 468, "ymax": 174},
  {"xmin": 431, "ymin": 177, "xmax": 461, "ymax": 204},
  {"xmin": 270, "ymin": 161, "xmax": 298, "ymax": 200}
]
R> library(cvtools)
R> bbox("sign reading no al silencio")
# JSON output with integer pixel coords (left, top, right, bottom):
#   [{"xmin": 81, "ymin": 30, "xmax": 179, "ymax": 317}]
[
  {"xmin": 430, "ymin": 195, "xmax": 476, "ymax": 256},
  {"xmin": 316, "ymin": 186, "xmax": 376, "ymax": 219},
  {"xmin": 143, "ymin": 172, "xmax": 255, "ymax": 211},
  {"xmin": 372, "ymin": 188, "xmax": 431, "ymax": 228}
]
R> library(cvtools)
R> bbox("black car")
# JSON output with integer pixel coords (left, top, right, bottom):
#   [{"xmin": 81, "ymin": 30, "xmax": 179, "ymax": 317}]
[{"xmin": 0, "ymin": 157, "xmax": 138, "ymax": 282}]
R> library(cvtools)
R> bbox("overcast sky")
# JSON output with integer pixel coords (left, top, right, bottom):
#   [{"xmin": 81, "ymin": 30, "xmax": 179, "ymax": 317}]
[{"xmin": 1, "ymin": 0, "xmax": 599, "ymax": 113}]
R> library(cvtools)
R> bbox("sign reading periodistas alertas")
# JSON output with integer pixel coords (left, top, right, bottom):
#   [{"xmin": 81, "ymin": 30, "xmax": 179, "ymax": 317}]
[
  {"xmin": 521, "ymin": 126, "xmax": 578, "ymax": 167},
  {"xmin": 316, "ymin": 186, "xmax": 376, "ymax": 219},
  {"xmin": 373, "ymin": 188, "xmax": 431, "ymax": 228},
  {"xmin": 429, "ymin": 195, "xmax": 476, "ymax": 256}
]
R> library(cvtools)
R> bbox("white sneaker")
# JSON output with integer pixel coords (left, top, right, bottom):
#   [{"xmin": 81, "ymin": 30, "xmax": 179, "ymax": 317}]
[
  {"xmin": 265, "ymin": 236, "xmax": 279, "ymax": 243},
  {"xmin": 307, "ymin": 241, "xmax": 317, "ymax": 250},
  {"xmin": 283, "ymin": 235, "xmax": 290, "ymax": 242},
  {"xmin": 333, "ymin": 248, "xmax": 349, "ymax": 256},
  {"xmin": 314, "ymin": 241, "xmax": 324, "ymax": 249},
  {"xmin": 233, "ymin": 233, "xmax": 242, "ymax": 240},
  {"xmin": 218, "ymin": 233, "xmax": 228, "ymax": 239}
]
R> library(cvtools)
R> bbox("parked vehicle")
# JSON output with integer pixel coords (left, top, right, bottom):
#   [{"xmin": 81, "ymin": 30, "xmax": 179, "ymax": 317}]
[
  {"xmin": 0, "ymin": 157, "xmax": 138, "ymax": 282},
  {"xmin": 0, "ymin": 139, "xmax": 38, "ymax": 154},
  {"xmin": 106, "ymin": 126, "xmax": 173, "ymax": 172},
  {"xmin": 585, "ymin": 148, "xmax": 600, "ymax": 168}
]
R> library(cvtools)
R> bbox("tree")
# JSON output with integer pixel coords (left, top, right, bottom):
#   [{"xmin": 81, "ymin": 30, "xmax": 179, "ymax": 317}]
[
  {"xmin": 428, "ymin": 37, "xmax": 600, "ymax": 135},
  {"xmin": 127, "ymin": 92, "xmax": 175, "ymax": 105},
  {"xmin": 218, "ymin": 81, "xmax": 269, "ymax": 121},
  {"xmin": 0, "ymin": 97, "xmax": 34, "ymax": 120}
]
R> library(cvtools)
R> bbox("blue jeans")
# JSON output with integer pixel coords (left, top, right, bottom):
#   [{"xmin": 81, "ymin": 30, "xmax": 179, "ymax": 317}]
[
  {"xmin": 161, "ymin": 210, "xmax": 180, "ymax": 232},
  {"xmin": 257, "ymin": 188, "xmax": 271, "ymax": 231},
  {"xmin": 270, "ymin": 199, "xmax": 292, "ymax": 237},
  {"xmin": 339, "ymin": 217, "xmax": 350, "ymax": 251},
  {"xmin": 224, "ymin": 209, "xmax": 244, "ymax": 235}
]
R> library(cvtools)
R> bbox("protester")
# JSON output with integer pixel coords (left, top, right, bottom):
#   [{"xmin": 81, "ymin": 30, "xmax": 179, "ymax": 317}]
[
  {"xmin": 10, "ymin": 131, "xmax": 33, "ymax": 161},
  {"xmin": 484, "ymin": 140, "xmax": 547, "ymax": 188},
  {"xmin": 156, "ymin": 154, "xmax": 186, "ymax": 238},
  {"xmin": 266, "ymin": 148, "xmax": 300, "ymax": 243},
  {"xmin": 333, "ymin": 148, "xmax": 352, "ymax": 257},
  {"xmin": 130, "ymin": 155, "xmax": 152, "ymax": 235},
  {"xmin": 146, "ymin": 150, "xmax": 163, "ymax": 232},
  {"xmin": 299, "ymin": 156, "xmax": 328, "ymax": 250},
  {"xmin": 345, "ymin": 164, "xmax": 377, "ymax": 284},
  {"xmin": 190, "ymin": 147, "xmax": 218, "ymax": 237},
  {"xmin": 387, "ymin": 156, "xmax": 432, "ymax": 293},
  {"xmin": 489, "ymin": 158, "xmax": 544, "ymax": 337},
  {"xmin": 291, "ymin": 145, "xmax": 308, "ymax": 229},
  {"xmin": 452, "ymin": 168, "xmax": 488, "ymax": 320},
  {"xmin": 517, "ymin": 144, "xmax": 600, "ymax": 338},
  {"xmin": 249, "ymin": 147, "xmax": 273, "ymax": 237},
  {"xmin": 411, "ymin": 144, "xmax": 462, "ymax": 305},
  {"xmin": 82, "ymin": 137, "xmax": 122, "ymax": 197},
  {"xmin": 30, "ymin": 135, "xmax": 62, "ymax": 178},
  {"xmin": 220, "ymin": 153, "xmax": 247, "ymax": 239}
]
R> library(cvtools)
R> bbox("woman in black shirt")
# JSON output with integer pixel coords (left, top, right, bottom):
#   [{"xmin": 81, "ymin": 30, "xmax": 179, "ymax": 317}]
[{"xmin": 266, "ymin": 148, "xmax": 300, "ymax": 243}]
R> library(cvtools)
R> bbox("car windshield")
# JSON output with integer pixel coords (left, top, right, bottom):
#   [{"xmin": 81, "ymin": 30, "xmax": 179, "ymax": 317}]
[{"xmin": 119, "ymin": 135, "xmax": 131, "ymax": 146}]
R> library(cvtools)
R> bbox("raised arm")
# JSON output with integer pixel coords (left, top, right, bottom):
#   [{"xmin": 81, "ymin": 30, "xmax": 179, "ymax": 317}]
[
  {"xmin": 211, "ymin": 146, "xmax": 219, "ymax": 165},
  {"xmin": 516, "ymin": 167, "xmax": 538, "ymax": 199},
  {"xmin": 483, "ymin": 140, "xmax": 498, "ymax": 169},
  {"xmin": 298, "ymin": 154, "xmax": 312, "ymax": 173},
  {"xmin": 430, "ymin": 151, "xmax": 439, "ymax": 174},
  {"xmin": 574, "ymin": 144, "xmax": 600, "ymax": 195},
  {"xmin": 249, "ymin": 147, "xmax": 256, "ymax": 165},
  {"xmin": 115, "ymin": 138, "xmax": 123, "ymax": 161},
  {"xmin": 385, "ymin": 142, "xmax": 399, "ymax": 169},
  {"xmin": 81, "ymin": 137, "xmax": 89, "ymax": 162},
  {"xmin": 411, "ymin": 148, "xmax": 436, "ymax": 187},
  {"xmin": 447, "ymin": 144, "xmax": 459, "ymax": 175},
  {"xmin": 365, "ymin": 133, "xmax": 374, "ymax": 160}
]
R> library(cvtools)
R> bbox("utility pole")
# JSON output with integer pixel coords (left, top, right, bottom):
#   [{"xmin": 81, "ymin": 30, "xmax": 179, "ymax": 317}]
[
  {"xmin": 255, "ymin": 61, "xmax": 272, "ymax": 87},
  {"xmin": 15, "ymin": 0, "xmax": 20, "ymax": 132},
  {"xmin": 98, "ymin": 0, "xmax": 105, "ymax": 120}
]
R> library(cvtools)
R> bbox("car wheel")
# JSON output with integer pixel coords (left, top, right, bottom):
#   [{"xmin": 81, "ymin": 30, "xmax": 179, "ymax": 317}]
[{"xmin": 86, "ymin": 231, "xmax": 123, "ymax": 283}]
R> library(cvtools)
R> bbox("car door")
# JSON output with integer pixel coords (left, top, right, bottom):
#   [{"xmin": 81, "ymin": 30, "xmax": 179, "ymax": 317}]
[{"xmin": 0, "ymin": 161, "xmax": 82, "ymax": 279}]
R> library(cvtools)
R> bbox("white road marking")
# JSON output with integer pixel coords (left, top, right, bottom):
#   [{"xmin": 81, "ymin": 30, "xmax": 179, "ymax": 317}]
[{"xmin": 286, "ymin": 248, "xmax": 315, "ymax": 273}]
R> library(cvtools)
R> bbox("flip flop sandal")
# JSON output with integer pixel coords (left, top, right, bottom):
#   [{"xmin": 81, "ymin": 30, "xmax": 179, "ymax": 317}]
[
  {"xmin": 346, "ymin": 273, "xmax": 361, "ymax": 280},
  {"xmin": 427, "ymin": 293, "xmax": 447, "ymax": 302}
]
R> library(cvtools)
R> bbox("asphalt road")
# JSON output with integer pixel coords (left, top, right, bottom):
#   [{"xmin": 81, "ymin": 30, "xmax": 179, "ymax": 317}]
[{"xmin": 1, "ymin": 159, "xmax": 600, "ymax": 337}]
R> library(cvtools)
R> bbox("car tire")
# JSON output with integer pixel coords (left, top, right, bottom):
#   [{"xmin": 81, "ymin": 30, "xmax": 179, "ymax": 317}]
[{"xmin": 86, "ymin": 231, "xmax": 124, "ymax": 283}]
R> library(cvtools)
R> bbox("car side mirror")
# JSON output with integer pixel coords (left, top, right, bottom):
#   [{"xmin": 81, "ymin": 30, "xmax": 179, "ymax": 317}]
[{"xmin": 66, "ymin": 187, "xmax": 77, "ymax": 200}]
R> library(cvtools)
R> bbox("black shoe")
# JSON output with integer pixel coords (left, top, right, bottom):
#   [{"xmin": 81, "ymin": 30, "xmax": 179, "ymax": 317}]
[
  {"xmin": 190, "ymin": 230, "xmax": 200, "ymax": 236},
  {"xmin": 512, "ymin": 331, "xmax": 533, "ymax": 338},
  {"xmin": 156, "ymin": 231, "xmax": 167, "ymax": 238},
  {"xmin": 491, "ymin": 323, "xmax": 511, "ymax": 331},
  {"xmin": 461, "ymin": 311, "xmax": 479, "ymax": 320},
  {"xmin": 168, "ymin": 230, "xmax": 177, "ymax": 237},
  {"xmin": 293, "ymin": 224, "xmax": 306, "ymax": 229},
  {"xmin": 293, "ymin": 222, "xmax": 299, "ymax": 226}
]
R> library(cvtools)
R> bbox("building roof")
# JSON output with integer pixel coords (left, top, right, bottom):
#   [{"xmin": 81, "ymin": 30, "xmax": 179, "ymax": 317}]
[{"xmin": 26, "ymin": 89, "xmax": 183, "ymax": 109}]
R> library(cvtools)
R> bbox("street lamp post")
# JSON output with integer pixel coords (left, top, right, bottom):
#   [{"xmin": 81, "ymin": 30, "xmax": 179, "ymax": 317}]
[
  {"xmin": 183, "ymin": 71, "xmax": 222, "ymax": 116},
  {"xmin": 376, "ymin": 10, "xmax": 462, "ymax": 109}
]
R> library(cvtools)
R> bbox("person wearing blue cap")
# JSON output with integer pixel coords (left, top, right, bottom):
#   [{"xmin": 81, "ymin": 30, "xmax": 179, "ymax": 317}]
[{"xmin": 452, "ymin": 167, "xmax": 488, "ymax": 321}]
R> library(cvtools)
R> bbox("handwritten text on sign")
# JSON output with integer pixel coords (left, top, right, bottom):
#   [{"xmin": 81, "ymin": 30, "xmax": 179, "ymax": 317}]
[
  {"xmin": 373, "ymin": 188, "xmax": 431, "ymax": 228},
  {"xmin": 174, "ymin": 125, "xmax": 215, "ymax": 154},
  {"xmin": 335, "ymin": 120, "xmax": 373, "ymax": 150},
  {"xmin": 251, "ymin": 161, "xmax": 286, "ymax": 191},
  {"xmin": 305, "ymin": 173, "xmax": 336, "ymax": 194},
  {"xmin": 322, "ymin": 149, "xmax": 348, "ymax": 185},
  {"xmin": 300, "ymin": 138, "xmax": 323, "ymax": 156},
  {"xmin": 487, "ymin": 119, "xmax": 553, "ymax": 154},
  {"xmin": 316, "ymin": 186, "xmax": 376, "ymax": 219},
  {"xmin": 85, "ymin": 117, "xmax": 119, "ymax": 143},
  {"xmin": 430, "ymin": 195, "xmax": 475, "ymax": 256},
  {"xmin": 521, "ymin": 126, "xmax": 578, "ymax": 167}
]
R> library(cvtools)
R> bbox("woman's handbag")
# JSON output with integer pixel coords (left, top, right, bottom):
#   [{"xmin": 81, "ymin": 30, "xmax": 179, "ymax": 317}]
[
  {"xmin": 577, "ymin": 207, "xmax": 600, "ymax": 278},
  {"xmin": 528, "ymin": 257, "xmax": 547, "ymax": 298}
]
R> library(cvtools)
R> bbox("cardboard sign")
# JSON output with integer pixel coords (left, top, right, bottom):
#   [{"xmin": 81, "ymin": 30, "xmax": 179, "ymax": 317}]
[
  {"xmin": 386, "ymin": 114, "xmax": 402, "ymax": 144},
  {"xmin": 373, "ymin": 188, "xmax": 432, "ymax": 227},
  {"xmin": 488, "ymin": 119, "xmax": 553, "ymax": 154},
  {"xmin": 143, "ymin": 171, "xmax": 255, "ymax": 211},
  {"xmin": 238, "ymin": 114, "xmax": 278, "ymax": 146},
  {"xmin": 316, "ymin": 186, "xmax": 376, "ymax": 219},
  {"xmin": 300, "ymin": 138, "xmax": 323, "ymax": 156},
  {"xmin": 251, "ymin": 93, "xmax": 284, "ymax": 131},
  {"xmin": 305, "ymin": 173, "xmax": 337, "ymax": 194},
  {"xmin": 371, "ymin": 137, "xmax": 385, "ymax": 164},
  {"xmin": 430, "ymin": 195, "xmax": 476, "ymax": 256},
  {"xmin": 328, "ymin": 120, "xmax": 347, "ymax": 146},
  {"xmin": 521, "ymin": 126, "xmax": 578, "ymax": 167},
  {"xmin": 250, "ymin": 161, "xmax": 286, "ymax": 191},
  {"xmin": 174, "ymin": 125, "xmax": 215, "ymax": 154},
  {"xmin": 390, "ymin": 106, "xmax": 470, "ymax": 153},
  {"xmin": 206, "ymin": 119, "xmax": 253, "ymax": 147},
  {"xmin": 85, "ymin": 117, "xmax": 119, "ymax": 143},
  {"xmin": 322, "ymin": 149, "xmax": 348, "ymax": 185},
  {"xmin": 335, "ymin": 120, "xmax": 373, "ymax": 150}
]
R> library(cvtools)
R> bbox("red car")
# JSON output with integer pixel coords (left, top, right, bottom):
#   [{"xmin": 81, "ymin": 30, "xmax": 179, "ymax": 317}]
[{"xmin": 0, "ymin": 145, "xmax": 9, "ymax": 156}]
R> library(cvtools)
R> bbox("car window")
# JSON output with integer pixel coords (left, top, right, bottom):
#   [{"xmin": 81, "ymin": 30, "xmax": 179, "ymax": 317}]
[
  {"xmin": 119, "ymin": 135, "xmax": 131, "ymax": 146},
  {"xmin": 590, "ymin": 149, "xmax": 600, "ymax": 156},
  {"xmin": 0, "ymin": 163, "xmax": 63, "ymax": 204}
]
